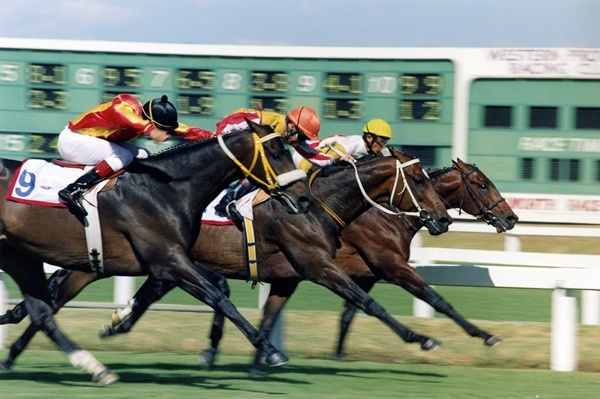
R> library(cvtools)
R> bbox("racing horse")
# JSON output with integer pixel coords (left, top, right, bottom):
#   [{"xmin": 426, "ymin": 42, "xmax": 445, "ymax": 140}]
[
  {"xmin": 1, "ymin": 150, "xmax": 452, "ymax": 375},
  {"xmin": 105, "ymin": 157, "xmax": 516, "ymax": 373},
  {"xmin": 0, "ymin": 119, "xmax": 311, "ymax": 384},
  {"xmin": 331, "ymin": 159, "xmax": 518, "ymax": 359}
]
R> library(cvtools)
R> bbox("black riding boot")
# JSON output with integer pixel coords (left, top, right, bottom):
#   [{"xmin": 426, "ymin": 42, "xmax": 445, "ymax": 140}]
[
  {"xmin": 58, "ymin": 169, "xmax": 103, "ymax": 218},
  {"xmin": 214, "ymin": 179, "xmax": 253, "ymax": 222}
]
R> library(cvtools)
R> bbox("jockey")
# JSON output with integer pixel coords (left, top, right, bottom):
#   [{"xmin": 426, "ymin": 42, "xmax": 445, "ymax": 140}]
[
  {"xmin": 311, "ymin": 118, "xmax": 393, "ymax": 166},
  {"xmin": 57, "ymin": 93, "xmax": 212, "ymax": 218},
  {"xmin": 214, "ymin": 106, "xmax": 331, "ymax": 219},
  {"xmin": 215, "ymin": 105, "xmax": 329, "ymax": 165}
]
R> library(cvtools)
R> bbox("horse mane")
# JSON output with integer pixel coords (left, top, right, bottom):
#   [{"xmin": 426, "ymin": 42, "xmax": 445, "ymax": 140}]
[
  {"xmin": 313, "ymin": 153, "xmax": 380, "ymax": 178},
  {"xmin": 426, "ymin": 166, "xmax": 452, "ymax": 178},
  {"xmin": 426, "ymin": 159, "xmax": 478, "ymax": 179}
]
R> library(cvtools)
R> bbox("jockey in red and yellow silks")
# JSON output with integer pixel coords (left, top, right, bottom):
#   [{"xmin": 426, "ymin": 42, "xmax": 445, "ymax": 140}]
[
  {"xmin": 68, "ymin": 93, "xmax": 210, "ymax": 142},
  {"xmin": 57, "ymin": 93, "xmax": 212, "ymax": 218},
  {"xmin": 217, "ymin": 107, "xmax": 335, "ymax": 171}
]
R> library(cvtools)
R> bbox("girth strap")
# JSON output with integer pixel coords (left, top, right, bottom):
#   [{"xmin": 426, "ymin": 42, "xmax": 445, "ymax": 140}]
[{"xmin": 242, "ymin": 216, "xmax": 259, "ymax": 288}]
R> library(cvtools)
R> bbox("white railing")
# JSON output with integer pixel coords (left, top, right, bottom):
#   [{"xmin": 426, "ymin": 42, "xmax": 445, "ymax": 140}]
[
  {"xmin": 409, "ymin": 221, "xmax": 600, "ymax": 372},
  {"xmin": 1, "ymin": 221, "xmax": 599, "ymax": 372}
]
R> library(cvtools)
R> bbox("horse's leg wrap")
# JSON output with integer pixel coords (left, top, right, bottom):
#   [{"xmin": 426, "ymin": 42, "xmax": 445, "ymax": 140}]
[{"xmin": 68, "ymin": 350, "xmax": 119, "ymax": 385}]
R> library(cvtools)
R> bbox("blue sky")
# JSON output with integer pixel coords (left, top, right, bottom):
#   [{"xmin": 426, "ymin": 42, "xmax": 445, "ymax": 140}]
[{"xmin": 1, "ymin": 0, "xmax": 598, "ymax": 48}]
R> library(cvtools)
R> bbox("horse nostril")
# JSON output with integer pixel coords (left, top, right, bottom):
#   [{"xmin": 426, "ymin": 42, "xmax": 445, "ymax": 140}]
[{"xmin": 442, "ymin": 216, "xmax": 453, "ymax": 227}]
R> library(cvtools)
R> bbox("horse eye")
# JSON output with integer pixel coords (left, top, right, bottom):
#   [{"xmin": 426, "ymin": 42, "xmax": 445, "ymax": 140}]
[
  {"xmin": 479, "ymin": 183, "xmax": 488, "ymax": 191},
  {"xmin": 413, "ymin": 177, "xmax": 425, "ymax": 187}
]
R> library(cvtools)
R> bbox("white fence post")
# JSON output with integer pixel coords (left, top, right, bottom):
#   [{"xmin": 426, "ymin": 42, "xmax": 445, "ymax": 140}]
[
  {"xmin": 504, "ymin": 233, "xmax": 521, "ymax": 252},
  {"xmin": 0, "ymin": 274, "xmax": 6, "ymax": 350},
  {"xmin": 581, "ymin": 290, "xmax": 600, "ymax": 325},
  {"xmin": 413, "ymin": 289, "xmax": 436, "ymax": 318},
  {"xmin": 411, "ymin": 232, "xmax": 436, "ymax": 317},
  {"xmin": 551, "ymin": 288, "xmax": 577, "ymax": 371},
  {"xmin": 258, "ymin": 283, "xmax": 284, "ymax": 353},
  {"xmin": 113, "ymin": 276, "xmax": 135, "ymax": 305}
]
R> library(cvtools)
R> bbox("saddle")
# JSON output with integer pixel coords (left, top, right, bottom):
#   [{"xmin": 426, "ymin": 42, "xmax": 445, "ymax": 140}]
[{"xmin": 7, "ymin": 159, "xmax": 121, "ymax": 207}]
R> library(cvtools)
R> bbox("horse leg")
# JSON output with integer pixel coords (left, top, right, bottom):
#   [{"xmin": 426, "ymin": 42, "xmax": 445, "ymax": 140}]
[
  {"xmin": 248, "ymin": 279, "xmax": 299, "ymax": 377},
  {"xmin": 377, "ymin": 258, "xmax": 500, "ymax": 346},
  {"xmin": 0, "ymin": 269, "xmax": 104, "ymax": 370},
  {"xmin": 335, "ymin": 279, "xmax": 377, "ymax": 360},
  {"xmin": 199, "ymin": 273, "xmax": 231, "ymax": 370},
  {"xmin": 3, "ymin": 252, "xmax": 118, "ymax": 384},
  {"xmin": 303, "ymin": 261, "xmax": 440, "ymax": 351},
  {"xmin": 154, "ymin": 257, "xmax": 288, "ymax": 367},
  {"xmin": 0, "ymin": 322, "xmax": 38, "ymax": 370},
  {"xmin": 0, "ymin": 302, "xmax": 28, "ymax": 324},
  {"xmin": 0, "ymin": 269, "xmax": 73, "ymax": 325},
  {"xmin": 406, "ymin": 279, "xmax": 501, "ymax": 346},
  {"xmin": 100, "ymin": 276, "xmax": 176, "ymax": 337}
]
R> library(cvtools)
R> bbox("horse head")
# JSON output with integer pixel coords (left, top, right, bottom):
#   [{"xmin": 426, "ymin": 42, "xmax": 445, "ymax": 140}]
[
  {"xmin": 449, "ymin": 158, "xmax": 519, "ymax": 232},
  {"xmin": 387, "ymin": 149, "xmax": 452, "ymax": 235}
]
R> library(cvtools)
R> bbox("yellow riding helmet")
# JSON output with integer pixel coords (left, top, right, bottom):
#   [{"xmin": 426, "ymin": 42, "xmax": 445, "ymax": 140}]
[{"xmin": 363, "ymin": 118, "xmax": 392, "ymax": 139}]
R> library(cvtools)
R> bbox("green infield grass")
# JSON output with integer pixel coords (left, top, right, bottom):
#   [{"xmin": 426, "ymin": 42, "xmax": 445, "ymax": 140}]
[{"xmin": 1, "ymin": 351, "xmax": 600, "ymax": 399}]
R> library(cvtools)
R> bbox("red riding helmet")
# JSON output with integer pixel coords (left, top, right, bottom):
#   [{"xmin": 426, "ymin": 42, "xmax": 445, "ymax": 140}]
[{"xmin": 286, "ymin": 106, "xmax": 320, "ymax": 140}]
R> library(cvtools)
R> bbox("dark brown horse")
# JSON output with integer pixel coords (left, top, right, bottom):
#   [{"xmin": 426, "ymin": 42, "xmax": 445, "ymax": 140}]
[
  {"xmin": 0, "ymin": 120, "xmax": 311, "ymax": 384},
  {"xmin": 1, "ymin": 150, "xmax": 452, "ymax": 376},
  {"xmin": 106, "ymin": 158, "xmax": 515, "ymax": 374}
]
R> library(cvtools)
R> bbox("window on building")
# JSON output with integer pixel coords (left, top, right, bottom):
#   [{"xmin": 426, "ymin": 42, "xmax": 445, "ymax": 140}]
[
  {"xmin": 529, "ymin": 106, "xmax": 558, "ymax": 128},
  {"xmin": 484, "ymin": 106, "xmax": 512, "ymax": 128},
  {"xmin": 550, "ymin": 158, "xmax": 580, "ymax": 181},
  {"xmin": 576, "ymin": 107, "xmax": 600, "ymax": 129},
  {"xmin": 521, "ymin": 158, "xmax": 535, "ymax": 180},
  {"xmin": 401, "ymin": 145, "xmax": 437, "ymax": 169}
]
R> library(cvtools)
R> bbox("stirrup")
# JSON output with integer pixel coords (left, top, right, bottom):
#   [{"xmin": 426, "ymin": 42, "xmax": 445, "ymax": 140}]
[{"xmin": 60, "ymin": 191, "xmax": 88, "ymax": 217}]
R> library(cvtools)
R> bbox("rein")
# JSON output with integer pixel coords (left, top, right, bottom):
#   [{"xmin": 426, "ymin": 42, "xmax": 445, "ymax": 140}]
[
  {"xmin": 217, "ymin": 131, "xmax": 305, "ymax": 192},
  {"xmin": 459, "ymin": 165, "xmax": 506, "ymax": 225},
  {"xmin": 308, "ymin": 153, "xmax": 430, "ymax": 228}
]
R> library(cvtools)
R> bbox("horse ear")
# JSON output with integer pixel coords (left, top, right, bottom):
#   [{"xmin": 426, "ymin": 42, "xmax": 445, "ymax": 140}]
[
  {"xmin": 245, "ymin": 117, "xmax": 260, "ymax": 132},
  {"xmin": 452, "ymin": 159, "xmax": 459, "ymax": 167}
]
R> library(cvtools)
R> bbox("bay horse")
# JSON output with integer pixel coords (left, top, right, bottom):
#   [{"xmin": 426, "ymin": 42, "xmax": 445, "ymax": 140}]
[
  {"xmin": 331, "ymin": 159, "xmax": 518, "ymax": 359},
  {"xmin": 1, "ymin": 150, "xmax": 452, "ymax": 375},
  {"xmin": 0, "ymin": 119, "xmax": 311, "ymax": 384}
]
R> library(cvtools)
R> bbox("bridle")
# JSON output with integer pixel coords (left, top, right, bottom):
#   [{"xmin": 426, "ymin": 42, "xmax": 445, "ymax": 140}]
[
  {"xmin": 309, "ymin": 152, "xmax": 433, "ymax": 228},
  {"xmin": 457, "ymin": 165, "xmax": 506, "ymax": 225},
  {"xmin": 217, "ymin": 130, "xmax": 306, "ymax": 193}
]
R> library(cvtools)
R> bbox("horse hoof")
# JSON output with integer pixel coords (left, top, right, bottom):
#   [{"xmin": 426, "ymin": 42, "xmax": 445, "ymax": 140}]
[
  {"xmin": 421, "ymin": 338, "xmax": 441, "ymax": 351},
  {"xmin": 0, "ymin": 362, "xmax": 10, "ymax": 371},
  {"xmin": 249, "ymin": 365, "xmax": 266, "ymax": 378},
  {"xmin": 485, "ymin": 336, "xmax": 502, "ymax": 347},
  {"xmin": 98, "ymin": 325, "xmax": 113, "ymax": 339},
  {"xmin": 92, "ymin": 369, "xmax": 120, "ymax": 386},
  {"xmin": 199, "ymin": 348, "xmax": 217, "ymax": 370},
  {"xmin": 265, "ymin": 351, "xmax": 289, "ymax": 367}
]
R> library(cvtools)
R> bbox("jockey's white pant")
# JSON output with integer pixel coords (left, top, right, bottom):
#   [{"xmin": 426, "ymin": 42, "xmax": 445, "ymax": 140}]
[{"xmin": 57, "ymin": 127, "xmax": 146, "ymax": 172}]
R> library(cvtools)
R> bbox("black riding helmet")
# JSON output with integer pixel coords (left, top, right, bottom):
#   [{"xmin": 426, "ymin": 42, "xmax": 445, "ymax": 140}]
[{"xmin": 142, "ymin": 95, "xmax": 179, "ymax": 131}]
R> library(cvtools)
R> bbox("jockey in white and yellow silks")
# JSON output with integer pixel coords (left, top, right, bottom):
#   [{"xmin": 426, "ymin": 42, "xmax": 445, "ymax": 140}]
[{"xmin": 292, "ymin": 117, "xmax": 394, "ymax": 172}]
